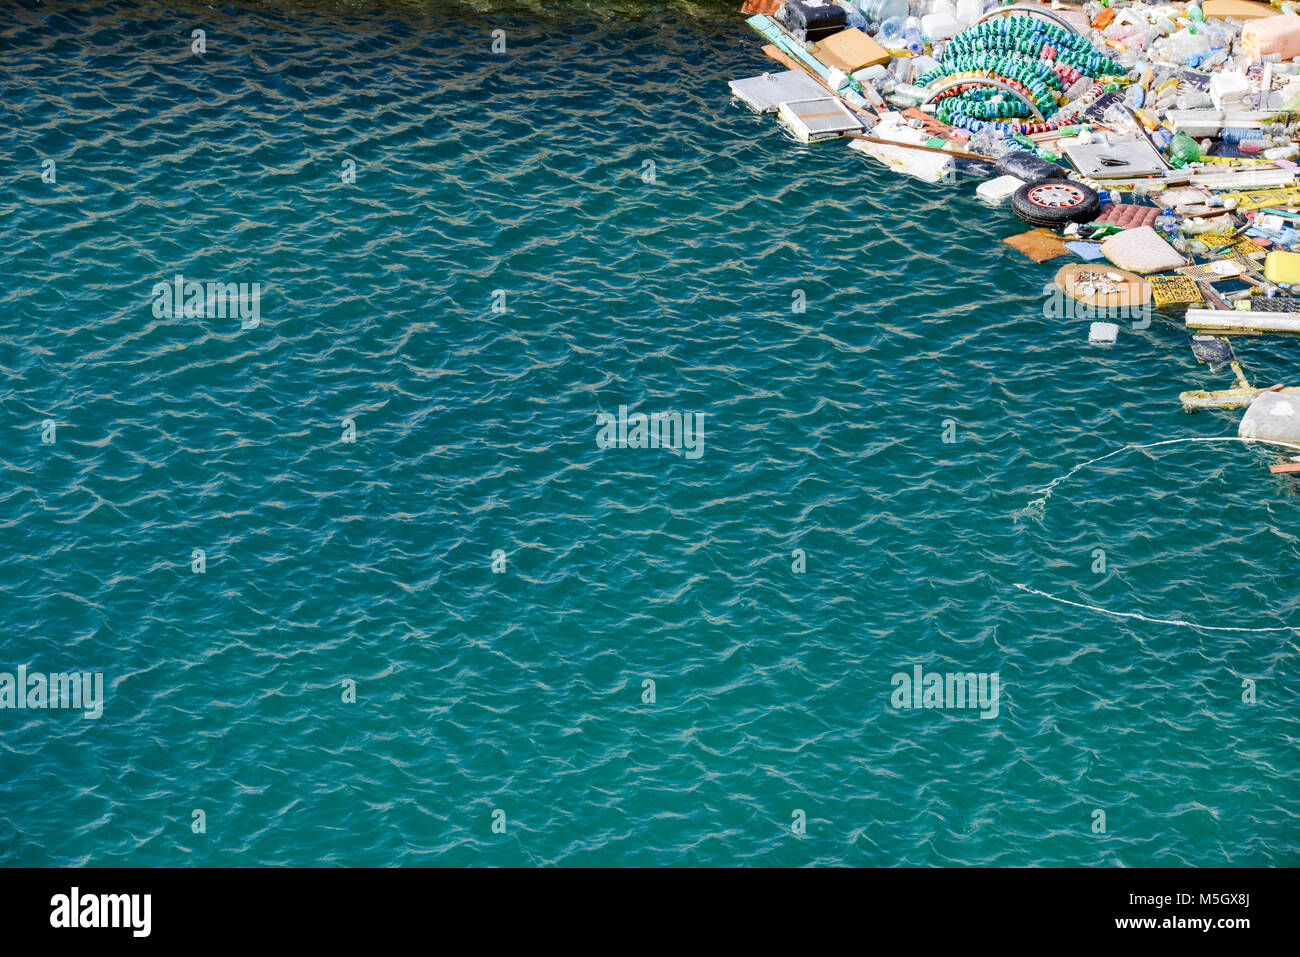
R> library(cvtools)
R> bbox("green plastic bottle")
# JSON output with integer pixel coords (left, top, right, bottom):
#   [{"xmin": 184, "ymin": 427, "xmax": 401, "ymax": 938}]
[{"xmin": 1169, "ymin": 130, "xmax": 1201, "ymax": 168}]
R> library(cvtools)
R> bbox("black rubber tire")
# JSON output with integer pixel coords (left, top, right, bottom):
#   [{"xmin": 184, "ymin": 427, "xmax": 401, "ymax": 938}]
[{"xmin": 1010, "ymin": 180, "xmax": 1101, "ymax": 227}]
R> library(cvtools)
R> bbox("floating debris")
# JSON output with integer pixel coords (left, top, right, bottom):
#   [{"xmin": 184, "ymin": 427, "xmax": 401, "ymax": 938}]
[
  {"xmin": 729, "ymin": 1, "xmax": 1300, "ymax": 466},
  {"xmin": 1090, "ymin": 320, "xmax": 1121, "ymax": 343}
]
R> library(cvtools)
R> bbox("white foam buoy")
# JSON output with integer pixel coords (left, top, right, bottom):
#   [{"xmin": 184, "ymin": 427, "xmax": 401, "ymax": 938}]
[
  {"xmin": 975, "ymin": 174, "xmax": 1024, "ymax": 204},
  {"xmin": 1089, "ymin": 322, "xmax": 1119, "ymax": 344}
]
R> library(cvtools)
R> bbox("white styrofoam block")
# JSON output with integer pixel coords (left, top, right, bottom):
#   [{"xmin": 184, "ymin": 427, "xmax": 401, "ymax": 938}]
[
  {"xmin": 852, "ymin": 64, "xmax": 889, "ymax": 84},
  {"xmin": 1210, "ymin": 70, "xmax": 1250, "ymax": 110},
  {"xmin": 975, "ymin": 174, "xmax": 1024, "ymax": 204},
  {"xmin": 1090, "ymin": 322, "xmax": 1120, "ymax": 344}
]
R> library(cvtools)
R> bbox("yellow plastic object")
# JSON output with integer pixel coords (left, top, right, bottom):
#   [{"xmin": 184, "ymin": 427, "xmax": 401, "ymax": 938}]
[
  {"xmin": 1222, "ymin": 186, "xmax": 1300, "ymax": 211},
  {"xmin": 1149, "ymin": 275, "xmax": 1202, "ymax": 306},
  {"xmin": 1264, "ymin": 250, "xmax": 1300, "ymax": 284}
]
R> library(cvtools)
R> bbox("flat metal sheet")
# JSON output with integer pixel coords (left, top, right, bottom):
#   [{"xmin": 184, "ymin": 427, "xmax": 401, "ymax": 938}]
[
  {"xmin": 1063, "ymin": 138, "xmax": 1169, "ymax": 178},
  {"xmin": 777, "ymin": 97, "xmax": 862, "ymax": 142},
  {"xmin": 729, "ymin": 70, "xmax": 828, "ymax": 113}
]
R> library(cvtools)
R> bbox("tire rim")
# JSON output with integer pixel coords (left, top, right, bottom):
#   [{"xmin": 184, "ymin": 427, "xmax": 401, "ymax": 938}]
[{"xmin": 1027, "ymin": 182, "xmax": 1087, "ymax": 209}]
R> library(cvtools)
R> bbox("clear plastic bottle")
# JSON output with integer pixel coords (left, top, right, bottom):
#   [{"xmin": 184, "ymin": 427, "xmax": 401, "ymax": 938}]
[
  {"xmin": 1175, "ymin": 90, "xmax": 1213, "ymax": 110},
  {"xmin": 904, "ymin": 16, "xmax": 924, "ymax": 55},
  {"xmin": 879, "ymin": 15, "xmax": 907, "ymax": 44},
  {"xmin": 861, "ymin": 0, "xmax": 910, "ymax": 30}
]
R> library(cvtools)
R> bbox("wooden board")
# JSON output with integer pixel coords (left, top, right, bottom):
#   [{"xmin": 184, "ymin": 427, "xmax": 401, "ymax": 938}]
[
  {"xmin": 1054, "ymin": 264, "xmax": 1151, "ymax": 309},
  {"xmin": 1269, "ymin": 462, "xmax": 1300, "ymax": 474},
  {"xmin": 1203, "ymin": 0, "xmax": 1277, "ymax": 20}
]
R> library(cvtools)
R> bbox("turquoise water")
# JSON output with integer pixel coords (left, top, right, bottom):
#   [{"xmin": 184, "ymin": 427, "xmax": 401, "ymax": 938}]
[{"xmin": 1, "ymin": 0, "xmax": 1297, "ymax": 867}]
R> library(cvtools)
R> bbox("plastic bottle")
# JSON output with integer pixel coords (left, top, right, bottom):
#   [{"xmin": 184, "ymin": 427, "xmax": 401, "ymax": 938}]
[
  {"xmin": 1103, "ymin": 102, "xmax": 1138, "ymax": 135},
  {"xmin": 879, "ymin": 15, "xmax": 907, "ymax": 44},
  {"xmin": 861, "ymin": 0, "xmax": 910, "ymax": 30},
  {"xmin": 1175, "ymin": 90, "xmax": 1213, "ymax": 110},
  {"xmin": 904, "ymin": 16, "xmax": 924, "ymax": 55}
]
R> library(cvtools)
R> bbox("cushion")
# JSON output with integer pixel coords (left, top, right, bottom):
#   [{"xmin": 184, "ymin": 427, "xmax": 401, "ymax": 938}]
[
  {"xmin": 1093, "ymin": 204, "xmax": 1161, "ymax": 230},
  {"xmin": 1100, "ymin": 226, "xmax": 1187, "ymax": 275}
]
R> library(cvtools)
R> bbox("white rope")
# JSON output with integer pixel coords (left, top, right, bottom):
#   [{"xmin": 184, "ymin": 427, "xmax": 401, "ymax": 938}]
[
  {"xmin": 1011, "ymin": 582, "xmax": 1300, "ymax": 633},
  {"xmin": 1012, "ymin": 435, "xmax": 1300, "ymax": 633},
  {"xmin": 1013, "ymin": 435, "xmax": 1300, "ymax": 521}
]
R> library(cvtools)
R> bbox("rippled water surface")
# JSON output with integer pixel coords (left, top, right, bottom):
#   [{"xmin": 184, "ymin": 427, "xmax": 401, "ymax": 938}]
[{"xmin": 1, "ymin": 0, "xmax": 1297, "ymax": 866}]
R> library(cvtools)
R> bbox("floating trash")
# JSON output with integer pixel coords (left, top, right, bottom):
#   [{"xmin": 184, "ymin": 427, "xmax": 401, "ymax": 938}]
[
  {"xmin": 728, "ymin": 3, "xmax": 1300, "ymax": 459},
  {"xmin": 1089, "ymin": 321, "xmax": 1120, "ymax": 344}
]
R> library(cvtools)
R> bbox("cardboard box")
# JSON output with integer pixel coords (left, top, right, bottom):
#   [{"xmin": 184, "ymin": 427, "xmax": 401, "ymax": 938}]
[{"xmin": 812, "ymin": 28, "xmax": 891, "ymax": 75}]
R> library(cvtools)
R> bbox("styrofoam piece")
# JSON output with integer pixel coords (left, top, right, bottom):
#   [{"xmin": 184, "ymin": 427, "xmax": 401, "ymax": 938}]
[
  {"xmin": 1185, "ymin": 307, "xmax": 1300, "ymax": 333},
  {"xmin": 1100, "ymin": 226, "xmax": 1187, "ymax": 276},
  {"xmin": 777, "ymin": 97, "xmax": 864, "ymax": 143},
  {"xmin": 1239, "ymin": 390, "xmax": 1300, "ymax": 448},
  {"xmin": 1210, "ymin": 70, "xmax": 1251, "ymax": 110},
  {"xmin": 852, "ymin": 64, "xmax": 889, "ymax": 85},
  {"xmin": 1166, "ymin": 109, "xmax": 1281, "ymax": 136},
  {"xmin": 1188, "ymin": 167, "xmax": 1298, "ymax": 190},
  {"xmin": 1242, "ymin": 14, "xmax": 1300, "ymax": 59},
  {"xmin": 1089, "ymin": 322, "xmax": 1120, "ymax": 344},
  {"xmin": 921, "ymin": 12, "xmax": 961, "ymax": 42},
  {"xmin": 729, "ymin": 70, "xmax": 830, "ymax": 113},
  {"xmin": 849, "ymin": 114, "xmax": 954, "ymax": 183},
  {"xmin": 975, "ymin": 174, "xmax": 1025, "ymax": 204}
]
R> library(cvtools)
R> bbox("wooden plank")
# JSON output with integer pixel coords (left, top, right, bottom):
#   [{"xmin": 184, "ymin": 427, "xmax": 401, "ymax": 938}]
[
  {"xmin": 1180, "ymin": 384, "xmax": 1298, "ymax": 411},
  {"xmin": 844, "ymin": 133, "xmax": 993, "ymax": 163},
  {"xmin": 1268, "ymin": 462, "xmax": 1300, "ymax": 474}
]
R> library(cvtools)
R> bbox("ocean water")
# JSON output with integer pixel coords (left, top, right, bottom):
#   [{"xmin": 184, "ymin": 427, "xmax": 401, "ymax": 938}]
[{"xmin": 1, "ymin": 0, "xmax": 1297, "ymax": 868}]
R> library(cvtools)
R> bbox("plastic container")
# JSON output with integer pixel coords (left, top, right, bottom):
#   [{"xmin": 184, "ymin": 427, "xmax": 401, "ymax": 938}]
[
  {"xmin": 781, "ymin": 0, "xmax": 849, "ymax": 44},
  {"xmin": 955, "ymin": 0, "xmax": 982, "ymax": 25},
  {"xmin": 921, "ymin": 11, "xmax": 960, "ymax": 41}
]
